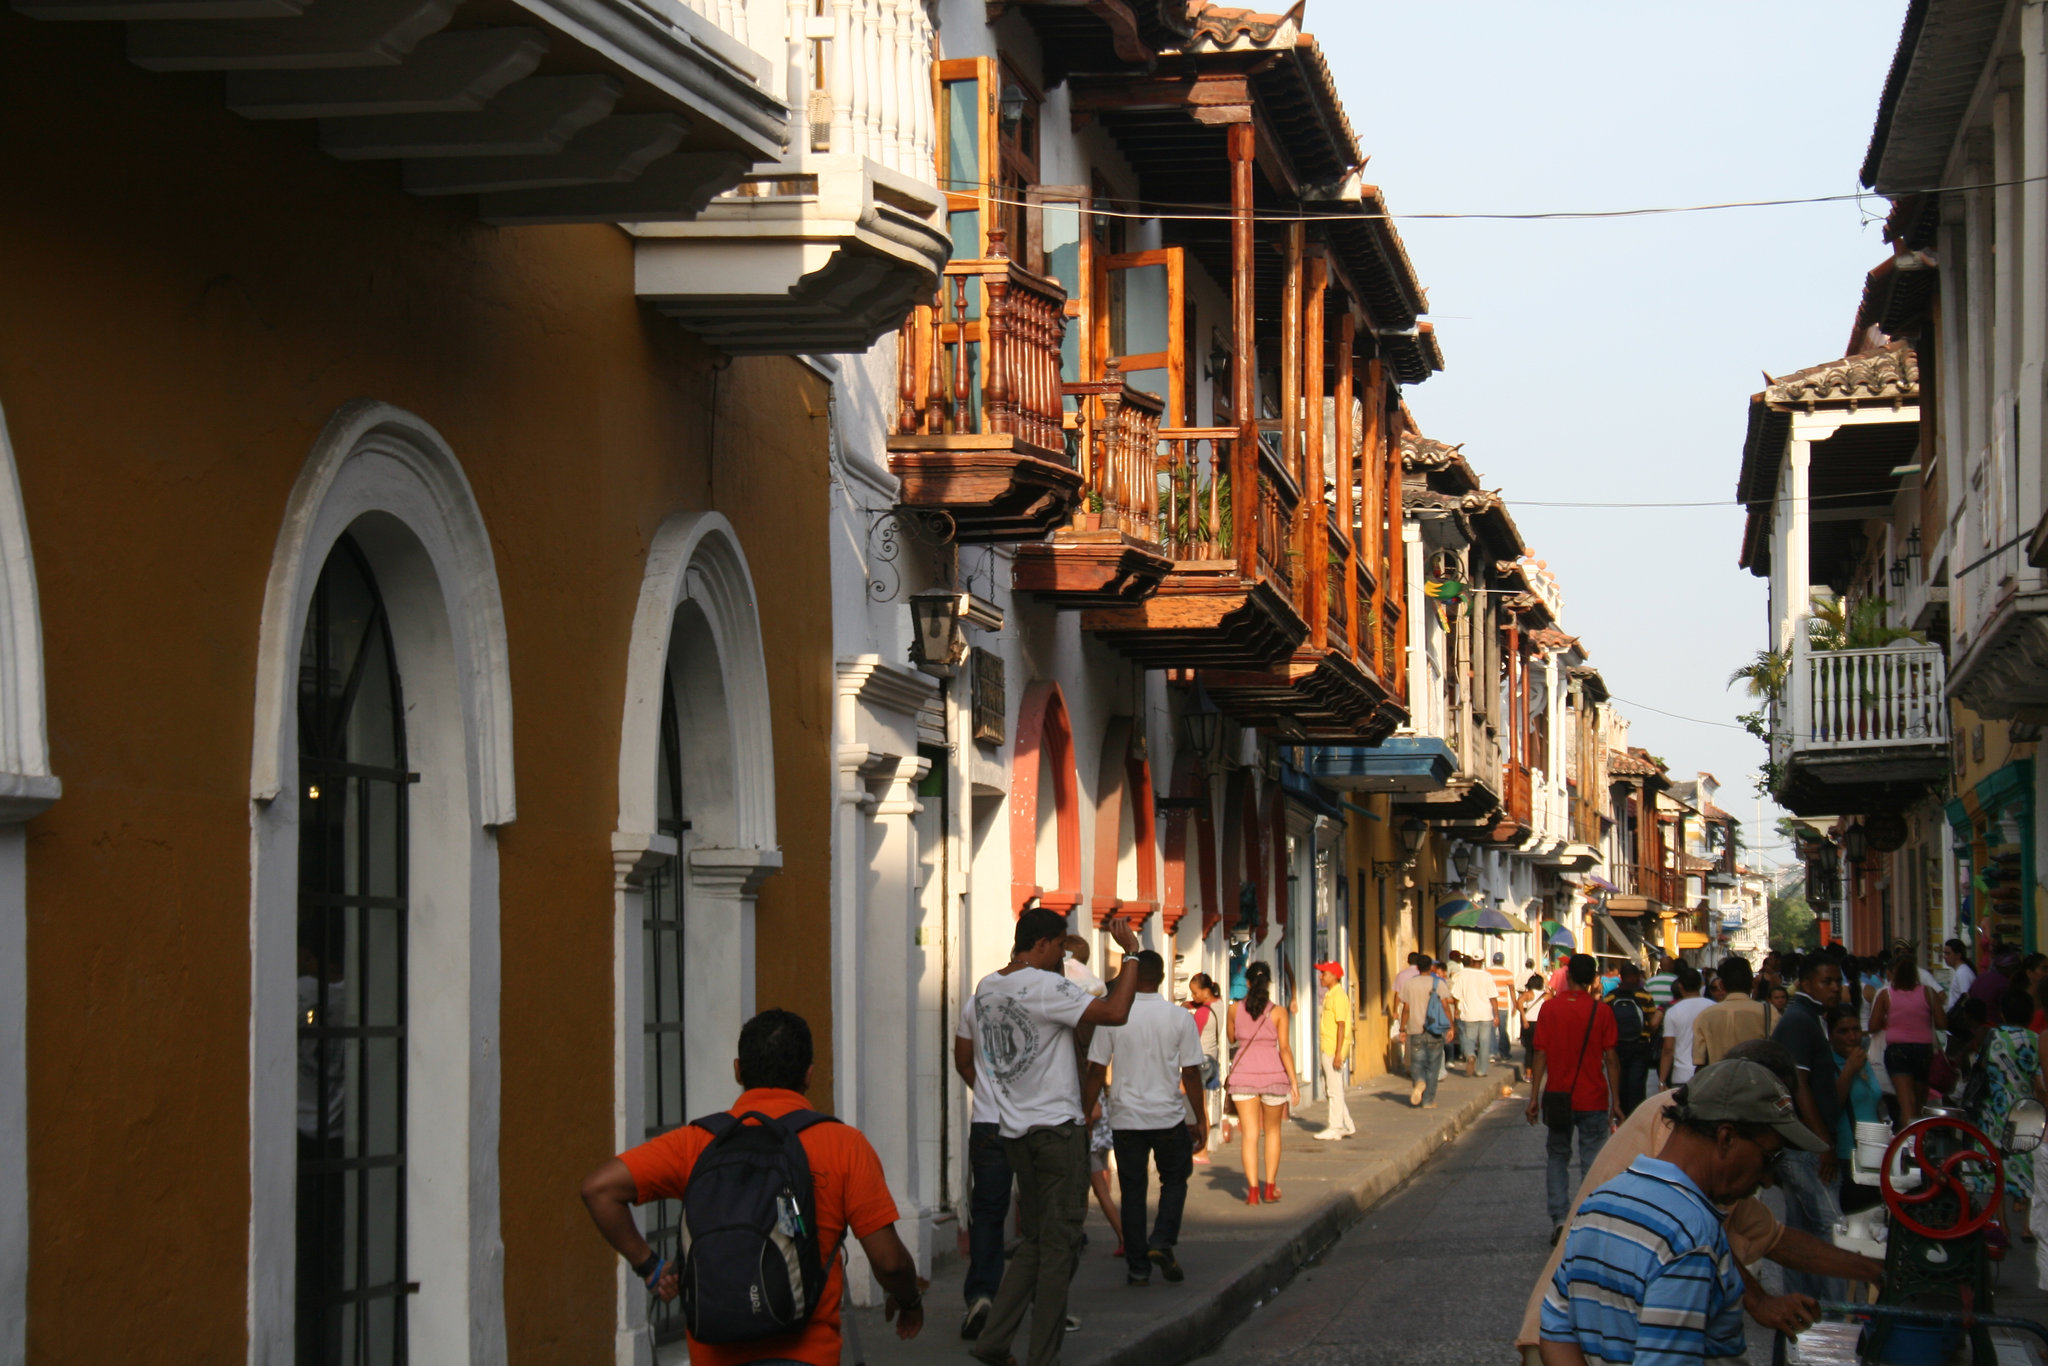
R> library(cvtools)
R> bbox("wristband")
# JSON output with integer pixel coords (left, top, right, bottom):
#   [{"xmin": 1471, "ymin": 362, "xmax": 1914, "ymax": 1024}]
[
  {"xmin": 632, "ymin": 1252, "xmax": 665, "ymax": 1285},
  {"xmin": 895, "ymin": 1291, "xmax": 922, "ymax": 1313}
]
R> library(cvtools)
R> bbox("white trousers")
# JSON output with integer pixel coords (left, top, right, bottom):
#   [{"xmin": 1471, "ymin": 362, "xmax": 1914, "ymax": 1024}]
[{"xmin": 1321, "ymin": 1053, "xmax": 1355, "ymax": 1135}]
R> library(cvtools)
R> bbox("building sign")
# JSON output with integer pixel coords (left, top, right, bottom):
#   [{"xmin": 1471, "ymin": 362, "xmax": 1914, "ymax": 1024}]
[{"xmin": 972, "ymin": 647, "xmax": 1004, "ymax": 746}]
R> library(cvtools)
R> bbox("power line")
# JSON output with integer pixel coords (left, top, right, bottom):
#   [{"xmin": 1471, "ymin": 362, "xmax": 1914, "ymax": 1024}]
[{"xmin": 944, "ymin": 172, "xmax": 2048, "ymax": 226}]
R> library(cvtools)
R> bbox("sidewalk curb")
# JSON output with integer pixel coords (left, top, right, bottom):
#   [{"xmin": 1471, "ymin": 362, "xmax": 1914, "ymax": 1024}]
[{"xmin": 1085, "ymin": 1084, "xmax": 1503, "ymax": 1366}]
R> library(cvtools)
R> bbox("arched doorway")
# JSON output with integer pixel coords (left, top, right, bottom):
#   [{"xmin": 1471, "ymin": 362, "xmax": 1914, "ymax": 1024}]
[
  {"xmin": 612, "ymin": 512, "xmax": 780, "ymax": 1357},
  {"xmin": 249, "ymin": 400, "xmax": 515, "ymax": 1364}
]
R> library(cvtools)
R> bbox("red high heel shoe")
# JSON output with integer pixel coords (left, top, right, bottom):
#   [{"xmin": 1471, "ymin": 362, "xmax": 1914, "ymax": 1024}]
[
  {"xmin": 1244, "ymin": 1186, "xmax": 1262, "ymax": 1206},
  {"xmin": 1263, "ymin": 1182, "xmax": 1281, "ymax": 1203}
]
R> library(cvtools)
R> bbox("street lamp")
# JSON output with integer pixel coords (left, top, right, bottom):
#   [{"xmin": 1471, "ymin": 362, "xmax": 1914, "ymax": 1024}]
[
  {"xmin": 908, "ymin": 590, "xmax": 965, "ymax": 676},
  {"xmin": 1398, "ymin": 816, "xmax": 1429, "ymax": 865},
  {"xmin": 1843, "ymin": 823, "xmax": 1868, "ymax": 868},
  {"xmin": 1179, "ymin": 686, "xmax": 1226, "ymax": 770}
]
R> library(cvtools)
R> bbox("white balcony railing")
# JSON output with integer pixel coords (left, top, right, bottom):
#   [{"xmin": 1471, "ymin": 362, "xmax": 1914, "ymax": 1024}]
[{"xmin": 1787, "ymin": 640, "xmax": 1947, "ymax": 754}]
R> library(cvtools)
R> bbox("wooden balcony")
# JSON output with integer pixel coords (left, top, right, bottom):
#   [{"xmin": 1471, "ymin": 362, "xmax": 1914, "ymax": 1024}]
[
  {"xmin": 1081, "ymin": 430, "xmax": 1307, "ymax": 668},
  {"xmin": 888, "ymin": 242, "xmax": 1084, "ymax": 543},
  {"xmin": 1203, "ymin": 515, "xmax": 1395, "ymax": 741},
  {"xmin": 1012, "ymin": 370, "xmax": 1173, "ymax": 605}
]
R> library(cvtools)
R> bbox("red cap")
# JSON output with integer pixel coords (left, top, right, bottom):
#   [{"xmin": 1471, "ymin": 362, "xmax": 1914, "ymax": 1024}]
[{"xmin": 1314, "ymin": 960, "xmax": 1343, "ymax": 978}]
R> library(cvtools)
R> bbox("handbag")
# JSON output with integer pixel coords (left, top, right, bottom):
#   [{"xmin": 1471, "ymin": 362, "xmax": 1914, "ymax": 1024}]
[{"xmin": 1542, "ymin": 1000, "xmax": 1598, "ymax": 1130}]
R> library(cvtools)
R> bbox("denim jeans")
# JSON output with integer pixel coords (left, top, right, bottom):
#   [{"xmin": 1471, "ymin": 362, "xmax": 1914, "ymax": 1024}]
[
  {"xmin": 1495, "ymin": 1008, "xmax": 1511, "ymax": 1060},
  {"xmin": 1545, "ymin": 1110, "xmax": 1610, "ymax": 1225},
  {"xmin": 1462, "ymin": 1018, "xmax": 1493, "ymax": 1076},
  {"xmin": 1111, "ymin": 1125, "xmax": 1194, "ymax": 1277},
  {"xmin": 1615, "ymin": 1041, "xmax": 1654, "ymax": 1116},
  {"xmin": 1777, "ymin": 1150, "xmax": 1847, "ymax": 1302},
  {"xmin": 1407, "ymin": 1032, "xmax": 1444, "ymax": 1105},
  {"xmin": 965, "ymin": 1121, "xmax": 1012, "ymax": 1303},
  {"xmin": 977, "ymin": 1122, "xmax": 1088, "ymax": 1366}
]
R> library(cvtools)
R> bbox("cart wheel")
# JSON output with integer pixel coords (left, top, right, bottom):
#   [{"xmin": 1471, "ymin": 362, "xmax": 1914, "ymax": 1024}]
[{"xmin": 1881, "ymin": 1115, "xmax": 2003, "ymax": 1241}]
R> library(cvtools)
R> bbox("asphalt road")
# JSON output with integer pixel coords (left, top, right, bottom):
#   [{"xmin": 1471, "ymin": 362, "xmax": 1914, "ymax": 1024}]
[{"xmin": 1192, "ymin": 1096, "xmax": 1798, "ymax": 1366}]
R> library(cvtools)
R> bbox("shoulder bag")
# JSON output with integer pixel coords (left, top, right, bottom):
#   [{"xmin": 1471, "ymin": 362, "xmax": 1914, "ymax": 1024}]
[{"xmin": 1541, "ymin": 1000, "xmax": 1597, "ymax": 1130}]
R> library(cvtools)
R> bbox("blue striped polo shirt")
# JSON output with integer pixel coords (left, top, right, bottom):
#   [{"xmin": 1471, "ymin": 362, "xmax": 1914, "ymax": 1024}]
[{"xmin": 1540, "ymin": 1155, "xmax": 1745, "ymax": 1364}]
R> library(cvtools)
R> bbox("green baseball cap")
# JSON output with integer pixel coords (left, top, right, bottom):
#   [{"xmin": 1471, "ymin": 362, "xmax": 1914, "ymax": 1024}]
[{"xmin": 1685, "ymin": 1059, "xmax": 1828, "ymax": 1152}]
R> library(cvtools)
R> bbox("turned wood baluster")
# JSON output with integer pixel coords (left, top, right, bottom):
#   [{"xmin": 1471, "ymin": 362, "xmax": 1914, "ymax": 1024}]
[
  {"xmin": 894, "ymin": 310, "xmax": 916, "ymax": 435},
  {"xmin": 949, "ymin": 273, "xmax": 969, "ymax": 434},
  {"xmin": 924, "ymin": 288, "xmax": 945, "ymax": 436},
  {"xmin": 986, "ymin": 274, "xmax": 1013, "ymax": 440}
]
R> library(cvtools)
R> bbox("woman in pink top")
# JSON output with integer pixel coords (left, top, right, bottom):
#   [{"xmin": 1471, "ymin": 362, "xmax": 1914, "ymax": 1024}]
[
  {"xmin": 1869, "ymin": 956, "xmax": 1946, "ymax": 1122},
  {"xmin": 1225, "ymin": 962, "xmax": 1298, "ymax": 1206}
]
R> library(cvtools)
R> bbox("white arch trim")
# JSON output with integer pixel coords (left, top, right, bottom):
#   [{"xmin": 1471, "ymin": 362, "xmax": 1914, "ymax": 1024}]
[
  {"xmin": 250, "ymin": 398, "xmax": 515, "ymax": 826},
  {"xmin": 0, "ymin": 399, "xmax": 56, "ymax": 1366},
  {"xmin": 246, "ymin": 399, "xmax": 513, "ymax": 1364},
  {"xmin": 615, "ymin": 510, "xmax": 774, "ymax": 851}
]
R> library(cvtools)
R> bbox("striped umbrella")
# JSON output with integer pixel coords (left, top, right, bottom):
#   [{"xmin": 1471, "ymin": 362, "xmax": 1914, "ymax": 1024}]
[{"xmin": 1433, "ymin": 897, "xmax": 1477, "ymax": 921}]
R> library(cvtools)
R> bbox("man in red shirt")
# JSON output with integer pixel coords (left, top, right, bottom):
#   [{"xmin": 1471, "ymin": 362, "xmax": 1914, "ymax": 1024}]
[
  {"xmin": 1522, "ymin": 953, "xmax": 1620, "ymax": 1246},
  {"xmin": 579, "ymin": 1009, "xmax": 926, "ymax": 1366}
]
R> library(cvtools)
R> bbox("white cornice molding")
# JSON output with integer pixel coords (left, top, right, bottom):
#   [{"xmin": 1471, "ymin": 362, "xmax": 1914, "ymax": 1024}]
[
  {"xmin": 610, "ymin": 829, "xmax": 679, "ymax": 891},
  {"xmin": 689, "ymin": 845, "xmax": 783, "ymax": 899},
  {"xmin": 837, "ymin": 654, "xmax": 940, "ymax": 717}
]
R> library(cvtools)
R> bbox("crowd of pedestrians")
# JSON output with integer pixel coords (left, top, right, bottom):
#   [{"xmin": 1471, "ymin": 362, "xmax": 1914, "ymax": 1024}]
[
  {"xmin": 1522, "ymin": 932, "xmax": 2048, "ymax": 1363},
  {"xmin": 571, "ymin": 925, "xmax": 2048, "ymax": 1366}
]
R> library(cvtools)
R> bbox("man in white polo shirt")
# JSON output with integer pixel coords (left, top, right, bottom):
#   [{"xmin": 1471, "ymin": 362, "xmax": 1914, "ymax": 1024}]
[{"xmin": 1081, "ymin": 949, "xmax": 1207, "ymax": 1287}]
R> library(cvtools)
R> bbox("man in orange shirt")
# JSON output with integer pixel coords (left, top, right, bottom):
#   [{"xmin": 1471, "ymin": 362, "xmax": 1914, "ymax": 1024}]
[{"xmin": 579, "ymin": 1009, "xmax": 926, "ymax": 1366}]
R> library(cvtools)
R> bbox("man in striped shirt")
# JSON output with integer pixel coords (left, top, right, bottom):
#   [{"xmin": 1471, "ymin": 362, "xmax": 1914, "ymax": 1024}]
[
  {"xmin": 1644, "ymin": 954, "xmax": 1681, "ymax": 1009},
  {"xmin": 1539, "ymin": 1060, "xmax": 1826, "ymax": 1364}
]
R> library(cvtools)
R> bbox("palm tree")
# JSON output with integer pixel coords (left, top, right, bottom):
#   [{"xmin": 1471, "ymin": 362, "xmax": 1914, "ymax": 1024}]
[
  {"xmin": 1728, "ymin": 649, "xmax": 1789, "ymax": 701},
  {"xmin": 1807, "ymin": 596, "xmax": 1921, "ymax": 651}
]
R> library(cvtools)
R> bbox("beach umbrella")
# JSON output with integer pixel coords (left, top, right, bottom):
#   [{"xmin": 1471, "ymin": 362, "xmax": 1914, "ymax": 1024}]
[
  {"xmin": 1547, "ymin": 927, "xmax": 1576, "ymax": 950},
  {"xmin": 1443, "ymin": 904, "xmax": 1537, "ymax": 934},
  {"xmin": 1433, "ymin": 897, "xmax": 1477, "ymax": 921},
  {"xmin": 1480, "ymin": 907, "xmax": 1536, "ymax": 934}
]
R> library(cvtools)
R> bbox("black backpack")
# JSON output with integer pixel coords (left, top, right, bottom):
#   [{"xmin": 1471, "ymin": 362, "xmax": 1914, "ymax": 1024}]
[
  {"xmin": 1608, "ymin": 993, "xmax": 1646, "ymax": 1045},
  {"xmin": 679, "ymin": 1109, "xmax": 841, "ymax": 1345}
]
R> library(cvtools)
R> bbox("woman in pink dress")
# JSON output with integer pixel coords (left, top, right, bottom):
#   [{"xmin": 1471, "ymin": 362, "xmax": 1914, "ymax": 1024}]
[
  {"xmin": 1225, "ymin": 962, "xmax": 1299, "ymax": 1205},
  {"xmin": 1869, "ymin": 955, "xmax": 1946, "ymax": 1122}
]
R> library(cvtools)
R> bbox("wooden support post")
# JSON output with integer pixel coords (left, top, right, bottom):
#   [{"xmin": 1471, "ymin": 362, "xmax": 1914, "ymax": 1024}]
[
  {"xmin": 1335, "ymin": 314, "xmax": 1356, "ymax": 665},
  {"xmin": 1281, "ymin": 220, "xmax": 1303, "ymax": 603},
  {"xmin": 1362, "ymin": 358, "xmax": 1386, "ymax": 678},
  {"xmin": 1303, "ymin": 253, "xmax": 1326, "ymax": 648},
  {"xmin": 1229, "ymin": 121, "xmax": 1258, "ymax": 578},
  {"xmin": 1385, "ymin": 382, "xmax": 1406, "ymax": 701}
]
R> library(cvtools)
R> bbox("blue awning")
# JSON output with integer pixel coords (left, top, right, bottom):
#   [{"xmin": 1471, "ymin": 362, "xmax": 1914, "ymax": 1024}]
[{"xmin": 1306, "ymin": 737, "xmax": 1457, "ymax": 793}]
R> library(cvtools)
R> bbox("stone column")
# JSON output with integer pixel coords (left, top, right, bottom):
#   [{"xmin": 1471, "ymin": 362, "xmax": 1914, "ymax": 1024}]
[
  {"xmin": 684, "ymin": 846, "xmax": 783, "ymax": 1116},
  {"xmin": 861, "ymin": 754, "xmax": 932, "ymax": 1272},
  {"xmin": 607, "ymin": 829, "xmax": 677, "ymax": 1366}
]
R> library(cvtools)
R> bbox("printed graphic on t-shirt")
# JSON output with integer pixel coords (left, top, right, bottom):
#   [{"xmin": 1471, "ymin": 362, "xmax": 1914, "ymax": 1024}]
[{"xmin": 978, "ymin": 975, "xmax": 1087, "ymax": 1088}]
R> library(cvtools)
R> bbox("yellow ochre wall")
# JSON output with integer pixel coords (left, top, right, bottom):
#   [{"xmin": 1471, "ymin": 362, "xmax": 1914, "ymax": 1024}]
[{"xmin": 1, "ymin": 16, "xmax": 834, "ymax": 1361}]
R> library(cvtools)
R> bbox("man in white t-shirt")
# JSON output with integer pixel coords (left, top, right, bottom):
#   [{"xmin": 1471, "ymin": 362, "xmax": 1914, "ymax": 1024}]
[
  {"xmin": 965, "ymin": 907, "xmax": 1142, "ymax": 1366},
  {"xmin": 1657, "ymin": 962, "xmax": 1712, "ymax": 1090},
  {"xmin": 1449, "ymin": 953, "xmax": 1500, "ymax": 1078},
  {"xmin": 1943, "ymin": 938, "xmax": 1976, "ymax": 1008},
  {"xmin": 1081, "ymin": 950, "xmax": 1206, "ymax": 1286}
]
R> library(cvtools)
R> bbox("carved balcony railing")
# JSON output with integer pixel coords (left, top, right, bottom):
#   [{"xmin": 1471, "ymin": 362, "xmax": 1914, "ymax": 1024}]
[
  {"xmin": 1327, "ymin": 545, "xmax": 1350, "ymax": 656},
  {"xmin": 889, "ymin": 239, "xmax": 1083, "ymax": 541},
  {"xmin": 1773, "ymin": 636, "xmax": 1951, "ymax": 816},
  {"xmin": 1080, "ymin": 427, "xmax": 1307, "ymax": 669},
  {"xmin": 1013, "ymin": 373, "xmax": 1170, "ymax": 603},
  {"xmin": 1156, "ymin": 428, "xmax": 1237, "ymax": 562},
  {"xmin": 1503, "ymin": 761, "xmax": 1533, "ymax": 829}
]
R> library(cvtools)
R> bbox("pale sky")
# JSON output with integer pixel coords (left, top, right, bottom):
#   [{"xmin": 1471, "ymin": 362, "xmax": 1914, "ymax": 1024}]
[{"xmin": 1319, "ymin": 1, "xmax": 1910, "ymax": 868}]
